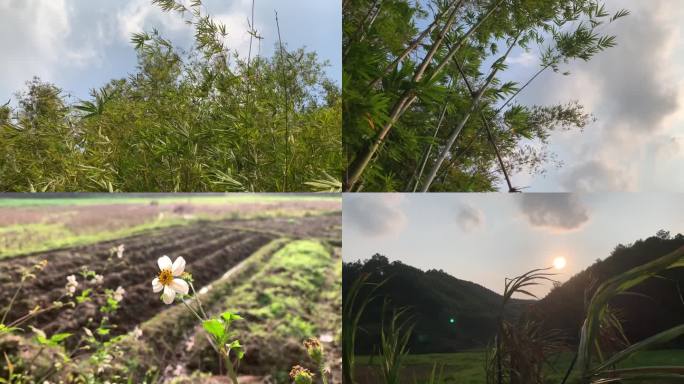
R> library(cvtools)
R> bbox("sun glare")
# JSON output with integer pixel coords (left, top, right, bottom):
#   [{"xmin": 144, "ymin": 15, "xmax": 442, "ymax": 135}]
[{"xmin": 553, "ymin": 256, "xmax": 567, "ymax": 270}]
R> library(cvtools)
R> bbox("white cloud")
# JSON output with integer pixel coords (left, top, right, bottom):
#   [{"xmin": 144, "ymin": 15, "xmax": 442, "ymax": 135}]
[
  {"xmin": 116, "ymin": 0, "xmax": 188, "ymax": 42},
  {"xmin": 561, "ymin": 160, "xmax": 636, "ymax": 193},
  {"xmin": 507, "ymin": 51, "xmax": 537, "ymax": 67},
  {"xmin": 0, "ymin": 0, "xmax": 70, "ymax": 92},
  {"xmin": 344, "ymin": 194, "xmax": 407, "ymax": 237},
  {"xmin": 457, "ymin": 204, "xmax": 485, "ymax": 233},
  {"xmin": 519, "ymin": 194, "xmax": 590, "ymax": 232},
  {"xmin": 510, "ymin": 0, "xmax": 684, "ymax": 192}
]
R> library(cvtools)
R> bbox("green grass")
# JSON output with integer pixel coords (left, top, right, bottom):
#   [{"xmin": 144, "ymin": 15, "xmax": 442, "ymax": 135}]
[
  {"xmin": 355, "ymin": 350, "xmax": 684, "ymax": 384},
  {"xmin": 0, "ymin": 193, "xmax": 338, "ymax": 207},
  {"xmin": 110, "ymin": 239, "xmax": 340, "ymax": 381},
  {"xmin": 0, "ymin": 216, "xmax": 196, "ymax": 259}
]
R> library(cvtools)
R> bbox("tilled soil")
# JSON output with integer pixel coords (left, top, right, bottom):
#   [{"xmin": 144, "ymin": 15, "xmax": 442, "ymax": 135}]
[
  {"xmin": 0, "ymin": 200, "xmax": 340, "ymax": 228},
  {"xmin": 0, "ymin": 221, "xmax": 276, "ymax": 337},
  {"xmin": 0, "ymin": 213, "xmax": 341, "ymax": 338},
  {"xmin": 220, "ymin": 213, "xmax": 342, "ymax": 239}
]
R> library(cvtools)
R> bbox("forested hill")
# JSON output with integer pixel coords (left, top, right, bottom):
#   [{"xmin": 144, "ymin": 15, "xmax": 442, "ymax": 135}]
[
  {"xmin": 343, "ymin": 232, "xmax": 684, "ymax": 354},
  {"xmin": 342, "ymin": 255, "xmax": 533, "ymax": 354},
  {"xmin": 535, "ymin": 231, "xmax": 684, "ymax": 346}
]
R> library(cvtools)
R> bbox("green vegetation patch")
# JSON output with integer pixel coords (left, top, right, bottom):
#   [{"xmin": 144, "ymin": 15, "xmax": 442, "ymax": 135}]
[
  {"xmin": 107, "ymin": 238, "xmax": 340, "ymax": 381},
  {"xmin": 355, "ymin": 350, "xmax": 684, "ymax": 384}
]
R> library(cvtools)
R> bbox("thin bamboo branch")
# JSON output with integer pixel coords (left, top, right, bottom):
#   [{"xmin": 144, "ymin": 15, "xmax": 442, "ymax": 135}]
[
  {"xmin": 275, "ymin": 11, "xmax": 289, "ymax": 192},
  {"xmin": 420, "ymin": 32, "xmax": 520, "ymax": 191},
  {"xmin": 345, "ymin": 0, "xmax": 505, "ymax": 191}
]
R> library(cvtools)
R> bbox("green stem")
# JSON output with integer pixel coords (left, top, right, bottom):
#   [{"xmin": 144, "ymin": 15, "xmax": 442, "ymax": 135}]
[
  {"xmin": 1, "ymin": 279, "xmax": 25, "ymax": 324},
  {"xmin": 181, "ymin": 299, "xmax": 205, "ymax": 322},
  {"xmin": 8, "ymin": 303, "xmax": 63, "ymax": 328},
  {"xmin": 319, "ymin": 361, "xmax": 329, "ymax": 384},
  {"xmin": 224, "ymin": 349, "xmax": 238, "ymax": 384},
  {"xmin": 189, "ymin": 283, "xmax": 208, "ymax": 319}
]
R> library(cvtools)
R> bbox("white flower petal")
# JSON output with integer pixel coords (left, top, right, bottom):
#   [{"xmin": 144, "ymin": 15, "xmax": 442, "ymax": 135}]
[
  {"xmin": 162, "ymin": 286, "xmax": 176, "ymax": 304},
  {"xmin": 152, "ymin": 278, "xmax": 163, "ymax": 293},
  {"xmin": 171, "ymin": 256, "xmax": 186, "ymax": 276},
  {"xmin": 158, "ymin": 255, "xmax": 172, "ymax": 271},
  {"xmin": 170, "ymin": 278, "xmax": 189, "ymax": 295}
]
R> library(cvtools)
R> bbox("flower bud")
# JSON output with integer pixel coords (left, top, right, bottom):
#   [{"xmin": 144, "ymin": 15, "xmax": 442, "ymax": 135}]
[
  {"xmin": 304, "ymin": 338, "xmax": 323, "ymax": 365},
  {"xmin": 289, "ymin": 365, "xmax": 313, "ymax": 384}
]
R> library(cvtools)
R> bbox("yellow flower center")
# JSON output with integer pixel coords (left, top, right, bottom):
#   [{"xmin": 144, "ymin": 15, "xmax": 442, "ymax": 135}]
[{"xmin": 158, "ymin": 269, "xmax": 173, "ymax": 286}]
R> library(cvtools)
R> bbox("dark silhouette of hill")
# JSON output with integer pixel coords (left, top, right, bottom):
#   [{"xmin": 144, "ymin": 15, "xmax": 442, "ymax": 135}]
[
  {"xmin": 534, "ymin": 231, "xmax": 684, "ymax": 346},
  {"xmin": 343, "ymin": 254, "xmax": 533, "ymax": 354},
  {"xmin": 343, "ymin": 231, "xmax": 684, "ymax": 355}
]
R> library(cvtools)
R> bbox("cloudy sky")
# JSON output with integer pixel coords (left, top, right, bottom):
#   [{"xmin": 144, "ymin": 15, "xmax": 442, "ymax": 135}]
[
  {"xmin": 0, "ymin": 0, "xmax": 340, "ymax": 102},
  {"xmin": 496, "ymin": 0, "xmax": 684, "ymax": 192},
  {"xmin": 343, "ymin": 193, "xmax": 684, "ymax": 297}
]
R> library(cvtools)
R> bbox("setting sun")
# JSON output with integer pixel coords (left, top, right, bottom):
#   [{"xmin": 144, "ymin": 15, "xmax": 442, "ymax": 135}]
[{"xmin": 553, "ymin": 257, "xmax": 567, "ymax": 270}]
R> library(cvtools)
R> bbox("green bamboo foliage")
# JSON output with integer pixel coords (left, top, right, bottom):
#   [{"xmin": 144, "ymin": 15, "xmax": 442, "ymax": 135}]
[
  {"xmin": 488, "ymin": 267, "xmax": 561, "ymax": 384},
  {"xmin": 343, "ymin": 0, "xmax": 629, "ymax": 191},
  {"xmin": 343, "ymin": 274, "xmax": 383, "ymax": 384},
  {"xmin": 575, "ymin": 245, "xmax": 684, "ymax": 383},
  {"xmin": 379, "ymin": 302, "xmax": 415, "ymax": 384},
  {"xmin": 0, "ymin": 0, "xmax": 341, "ymax": 192}
]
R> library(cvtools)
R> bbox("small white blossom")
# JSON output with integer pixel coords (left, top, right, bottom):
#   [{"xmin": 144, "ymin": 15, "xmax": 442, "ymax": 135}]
[
  {"xmin": 113, "ymin": 286, "xmax": 125, "ymax": 302},
  {"xmin": 151, "ymin": 256, "xmax": 189, "ymax": 304},
  {"xmin": 116, "ymin": 244, "xmax": 125, "ymax": 259},
  {"xmin": 65, "ymin": 275, "xmax": 79, "ymax": 296},
  {"xmin": 319, "ymin": 333, "xmax": 334, "ymax": 343},
  {"xmin": 94, "ymin": 274, "xmax": 104, "ymax": 285},
  {"xmin": 132, "ymin": 326, "xmax": 143, "ymax": 340},
  {"xmin": 199, "ymin": 286, "xmax": 210, "ymax": 295}
]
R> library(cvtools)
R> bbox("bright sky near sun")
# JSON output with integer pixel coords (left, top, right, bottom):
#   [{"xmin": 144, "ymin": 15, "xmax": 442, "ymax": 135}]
[
  {"xmin": 343, "ymin": 193, "xmax": 684, "ymax": 298},
  {"xmin": 497, "ymin": 0, "xmax": 684, "ymax": 192},
  {"xmin": 0, "ymin": 0, "xmax": 341, "ymax": 102}
]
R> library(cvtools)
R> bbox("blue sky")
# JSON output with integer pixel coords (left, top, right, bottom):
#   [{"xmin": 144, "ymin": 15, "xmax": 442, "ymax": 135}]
[
  {"xmin": 343, "ymin": 193, "xmax": 684, "ymax": 297},
  {"xmin": 0, "ymin": 0, "xmax": 341, "ymax": 102}
]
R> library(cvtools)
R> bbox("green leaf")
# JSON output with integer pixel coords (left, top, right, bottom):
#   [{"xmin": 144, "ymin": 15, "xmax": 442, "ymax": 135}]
[
  {"xmin": 221, "ymin": 311, "xmax": 243, "ymax": 323},
  {"xmin": 49, "ymin": 332, "xmax": 72, "ymax": 343},
  {"xmin": 202, "ymin": 319, "xmax": 225, "ymax": 340},
  {"xmin": 227, "ymin": 339, "xmax": 245, "ymax": 359}
]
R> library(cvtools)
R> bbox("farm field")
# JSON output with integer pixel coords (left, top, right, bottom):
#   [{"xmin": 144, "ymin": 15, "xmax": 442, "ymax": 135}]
[
  {"xmin": 354, "ymin": 350, "xmax": 684, "ymax": 384},
  {"xmin": 0, "ymin": 195, "xmax": 341, "ymax": 383},
  {"xmin": 0, "ymin": 194, "xmax": 339, "ymax": 258}
]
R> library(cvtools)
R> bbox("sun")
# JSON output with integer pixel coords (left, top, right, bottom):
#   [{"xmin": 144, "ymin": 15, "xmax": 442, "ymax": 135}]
[{"xmin": 553, "ymin": 256, "xmax": 567, "ymax": 270}]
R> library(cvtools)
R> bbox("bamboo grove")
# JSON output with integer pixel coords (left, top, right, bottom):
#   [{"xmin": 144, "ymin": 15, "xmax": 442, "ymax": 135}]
[
  {"xmin": 343, "ymin": 0, "xmax": 629, "ymax": 191},
  {"xmin": 0, "ymin": 0, "xmax": 342, "ymax": 192}
]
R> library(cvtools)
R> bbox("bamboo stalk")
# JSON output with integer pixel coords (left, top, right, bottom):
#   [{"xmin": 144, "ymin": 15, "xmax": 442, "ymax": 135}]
[
  {"xmin": 420, "ymin": 33, "xmax": 519, "ymax": 191},
  {"xmin": 345, "ymin": 0, "xmax": 505, "ymax": 191}
]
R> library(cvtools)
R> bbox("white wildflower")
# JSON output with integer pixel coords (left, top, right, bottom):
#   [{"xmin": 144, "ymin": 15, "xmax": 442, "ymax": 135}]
[
  {"xmin": 65, "ymin": 275, "xmax": 79, "ymax": 296},
  {"xmin": 132, "ymin": 326, "xmax": 143, "ymax": 340},
  {"xmin": 116, "ymin": 244, "xmax": 125, "ymax": 259},
  {"xmin": 319, "ymin": 333, "xmax": 334, "ymax": 343},
  {"xmin": 94, "ymin": 274, "xmax": 104, "ymax": 285},
  {"xmin": 113, "ymin": 286, "xmax": 125, "ymax": 302},
  {"xmin": 151, "ymin": 256, "xmax": 189, "ymax": 304}
]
